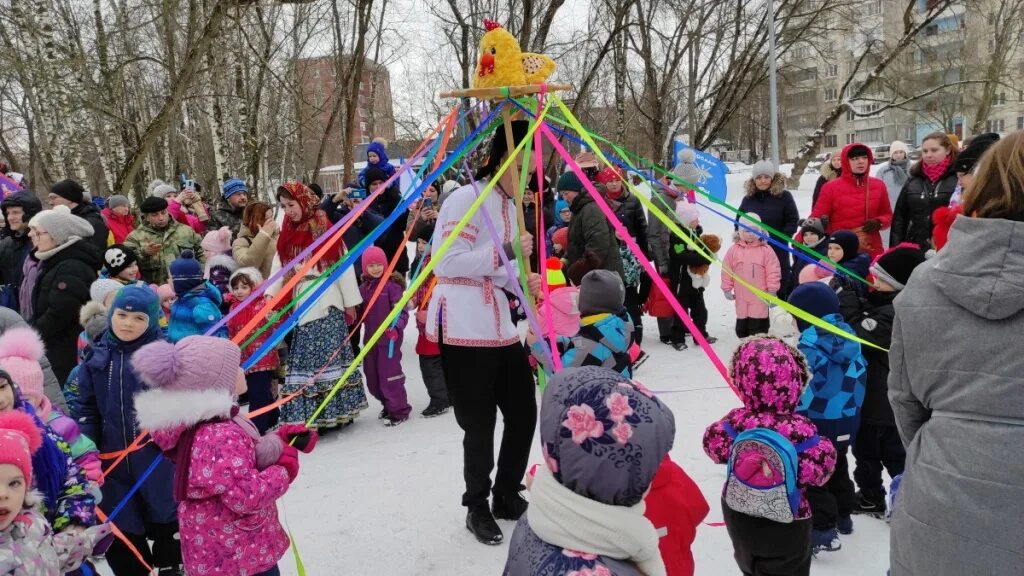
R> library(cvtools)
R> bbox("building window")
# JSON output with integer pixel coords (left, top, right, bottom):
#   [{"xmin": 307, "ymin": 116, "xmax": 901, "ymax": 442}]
[
  {"xmin": 988, "ymin": 39, "xmax": 996, "ymax": 53},
  {"xmin": 986, "ymin": 119, "xmax": 1006, "ymax": 133},
  {"xmin": 866, "ymin": 1, "xmax": 881, "ymax": 15},
  {"xmin": 847, "ymin": 108, "xmax": 856, "ymax": 121},
  {"xmin": 824, "ymin": 63, "xmax": 838, "ymax": 77},
  {"xmin": 825, "ymin": 88, "xmax": 838, "ymax": 101},
  {"xmin": 846, "ymin": 133, "xmax": 856, "ymax": 145},
  {"xmin": 1018, "ymin": 116, "xmax": 1024, "ymax": 130},
  {"xmin": 995, "ymin": 92, "xmax": 1007, "ymax": 106},
  {"xmin": 825, "ymin": 134, "xmax": 838, "ymax": 148}
]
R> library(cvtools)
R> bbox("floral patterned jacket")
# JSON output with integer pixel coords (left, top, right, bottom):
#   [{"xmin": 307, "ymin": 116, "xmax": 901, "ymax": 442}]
[{"xmin": 0, "ymin": 492, "xmax": 109, "ymax": 575}]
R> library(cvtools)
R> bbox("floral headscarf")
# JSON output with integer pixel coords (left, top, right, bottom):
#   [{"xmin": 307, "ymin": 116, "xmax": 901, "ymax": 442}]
[
  {"xmin": 276, "ymin": 181, "xmax": 343, "ymax": 271},
  {"xmin": 540, "ymin": 366, "xmax": 675, "ymax": 506}
]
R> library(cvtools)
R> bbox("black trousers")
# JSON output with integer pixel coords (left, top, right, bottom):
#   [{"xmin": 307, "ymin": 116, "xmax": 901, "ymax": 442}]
[
  {"xmin": 722, "ymin": 498, "xmax": 812, "ymax": 576},
  {"xmin": 623, "ymin": 284, "xmax": 644, "ymax": 345},
  {"xmin": 439, "ymin": 340, "xmax": 537, "ymax": 508},
  {"xmin": 246, "ymin": 370, "xmax": 279, "ymax": 434},
  {"xmin": 853, "ymin": 423, "xmax": 906, "ymax": 503},
  {"xmin": 419, "ymin": 354, "xmax": 450, "ymax": 406},
  {"xmin": 676, "ymin": 287, "xmax": 709, "ymax": 340},
  {"xmin": 736, "ymin": 318, "xmax": 771, "ymax": 339},
  {"xmin": 106, "ymin": 522, "xmax": 181, "ymax": 576},
  {"xmin": 807, "ymin": 441, "xmax": 856, "ymax": 530}
]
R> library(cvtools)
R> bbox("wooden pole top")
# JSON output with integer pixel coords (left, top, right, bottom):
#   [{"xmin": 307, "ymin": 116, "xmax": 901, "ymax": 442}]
[{"xmin": 439, "ymin": 83, "xmax": 572, "ymax": 100}]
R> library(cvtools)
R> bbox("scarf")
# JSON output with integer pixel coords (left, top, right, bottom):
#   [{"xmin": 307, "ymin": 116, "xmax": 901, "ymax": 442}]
[
  {"xmin": 527, "ymin": 466, "xmax": 665, "ymax": 576},
  {"xmin": 921, "ymin": 155, "xmax": 952, "ymax": 184},
  {"xmin": 33, "ymin": 237, "xmax": 81, "ymax": 261},
  {"xmin": 18, "ymin": 257, "xmax": 40, "ymax": 320},
  {"xmin": 276, "ymin": 181, "xmax": 343, "ymax": 274}
]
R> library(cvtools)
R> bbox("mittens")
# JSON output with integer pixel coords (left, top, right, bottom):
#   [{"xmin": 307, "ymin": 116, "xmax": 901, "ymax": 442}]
[
  {"xmin": 277, "ymin": 445, "xmax": 300, "ymax": 481},
  {"xmin": 277, "ymin": 424, "xmax": 318, "ymax": 453},
  {"xmin": 723, "ymin": 291, "xmax": 736, "ymax": 301}
]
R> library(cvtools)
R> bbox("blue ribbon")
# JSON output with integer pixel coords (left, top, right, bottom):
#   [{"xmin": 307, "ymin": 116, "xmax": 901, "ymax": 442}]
[{"xmin": 105, "ymin": 453, "xmax": 164, "ymax": 523}]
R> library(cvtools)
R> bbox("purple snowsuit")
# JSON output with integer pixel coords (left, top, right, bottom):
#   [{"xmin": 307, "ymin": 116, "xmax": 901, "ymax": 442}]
[{"xmin": 360, "ymin": 276, "xmax": 411, "ymax": 419}]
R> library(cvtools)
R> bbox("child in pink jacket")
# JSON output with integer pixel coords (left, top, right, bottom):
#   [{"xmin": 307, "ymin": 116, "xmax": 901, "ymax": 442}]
[
  {"xmin": 722, "ymin": 213, "xmax": 781, "ymax": 338},
  {"xmin": 132, "ymin": 335, "xmax": 317, "ymax": 576}
]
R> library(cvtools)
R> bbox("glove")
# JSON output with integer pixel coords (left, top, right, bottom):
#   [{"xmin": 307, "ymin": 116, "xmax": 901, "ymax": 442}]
[
  {"xmin": 861, "ymin": 219, "xmax": 882, "ymax": 233},
  {"xmin": 276, "ymin": 445, "xmax": 300, "ymax": 481},
  {"xmin": 723, "ymin": 291, "xmax": 736, "ymax": 301},
  {"xmin": 277, "ymin": 424, "xmax": 318, "ymax": 453},
  {"xmin": 80, "ymin": 458, "xmax": 104, "ymax": 486},
  {"xmin": 385, "ymin": 328, "xmax": 398, "ymax": 341}
]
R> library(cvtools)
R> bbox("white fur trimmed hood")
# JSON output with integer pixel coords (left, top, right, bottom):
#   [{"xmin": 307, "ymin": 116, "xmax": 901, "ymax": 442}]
[{"xmin": 134, "ymin": 388, "xmax": 235, "ymax": 432}]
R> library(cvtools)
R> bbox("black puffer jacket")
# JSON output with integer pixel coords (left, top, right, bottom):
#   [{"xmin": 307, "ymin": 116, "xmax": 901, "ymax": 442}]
[
  {"xmin": 850, "ymin": 290, "xmax": 897, "ymax": 426},
  {"xmin": 890, "ymin": 163, "xmax": 957, "ymax": 249},
  {"xmin": 71, "ymin": 202, "xmax": 109, "ymax": 254},
  {"xmin": 0, "ymin": 192, "xmax": 43, "ymax": 292},
  {"xmin": 610, "ymin": 191, "xmax": 649, "ymax": 257},
  {"xmin": 668, "ymin": 224, "xmax": 711, "ymax": 297},
  {"xmin": 30, "ymin": 240, "xmax": 101, "ymax": 383},
  {"xmin": 372, "ymin": 183, "xmax": 410, "ymax": 275}
]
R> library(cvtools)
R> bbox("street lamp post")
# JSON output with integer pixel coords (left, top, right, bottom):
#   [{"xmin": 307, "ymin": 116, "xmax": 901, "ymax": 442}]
[{"xmin": 767, "ymin": 0, "xmax": 780, "ymax": 167}]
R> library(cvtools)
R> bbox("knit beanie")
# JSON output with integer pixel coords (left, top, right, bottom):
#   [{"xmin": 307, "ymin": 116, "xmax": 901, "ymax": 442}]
[
  {"xmin": 556, "ymin": 172, "xmax": 584, "ymax": 194},
  {"xmin": 132, "ymin": 335, "xmax": 241, "ymax": 396},
  {"xmin": 363, "ymin": 166, "xmax": 390, "ymax": 187},
  {"xmin": 361, "ymin": 246, "xmax": 388, "ymax": 270},
  {"xmin": 89, "ymin": 278, "xmax": 123, "ymax": 304},
  {"xmin": 222, "ymin": 178, "xmax": 248, "ymax": 200},
  {"xmin": 201, "ymin": 227, "xmax": 233, "ymax": 256},
  {"xmin": 50, "ymin": 179, "xmax": 85, "ymax": 205},
  {"xmin": 103, "ymin": 244, "xmax": 138, "ymax": 278},
  {"xmin": 0, "ymin": 327, "xmax": 48, "ymax": 417},
  {"xmin": 828, "ymin": 230, "xmax": 860, "ymax": 262},
  {"xmin": 578, "ymin": 269, "xmax": 625, "ymax": 316},
  {"xmin": 545, "ymin": 257, "xmax": 567, "ymax": 291},
  {"xmin": 169, "ymin": 250, "xmax": 204, "ymax": 295},
  {"xmin": 673, "ymin": 148, "xmax": 702, "ymax": 184},
  {"xmin": 751, "ymin": 160, "xmax": 775, "ymax": 179},
  {"xmin": 0, "ymin": 410, "xmax": 43, "ymax": 488},
  {"xmin": 871, "ymin": 244, "xmax": 926, "ymax": 291},
  {"xmin": 140, "ymin": 196, "xmax": 169, "ymax": 215},
  {"xmin": 107, "ymin": 195, "xmax": 130, "ymax": 210},
  {"xmin": 889, "ymin": 140, "xmax": 908, "ymax": 156},
  {"xmin": 800, "ymin": 217, "xmax": 826, "ymax": 239},
  {"xmin": 416, "ymin": 223, "xmax": 435, "ymax": 244},
  {"xmin": 955, "ymin": 133, "xmax": 1000, "ymax": 174},
  {"xmin": 595, "ymin": 166, "xmax": 623, "ymax": 184},
  {"xmin": 540, "ymin": 366, "xmax": 674, "ymax": 506},
  {"xmin": 28, "ymin": 205, "xmax": 94, "ymax": 246},
  {"xmin": 787, "ymin": 282, "xmax": 840, "ymax": 331},
  {"xmin": 154, "ymin": 283, "xmax": 175, "ymax": 303},
  {"xmin": 148, "ymin": 180, "xmax": 177, "ymax": 199},
  {"xmin": 108, "ymin": 283, "xmax": 162, "ymax": 334},
  {"xmin": 675, "ymin": 201, "xmax": 700, "ymax": 226},
  {"xmin": 551, "ymin": 226, "xmax": 569, "ymax": 249},
  {"xmin": 229, "ymin": 267, "xmax": 263, "ymax": 288}
]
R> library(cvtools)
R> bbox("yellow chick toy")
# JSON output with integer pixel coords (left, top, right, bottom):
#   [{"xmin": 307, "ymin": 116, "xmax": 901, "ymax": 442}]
[{"xmin": 474, "ymin": 19, "xmax": 556, "ymax": 89}]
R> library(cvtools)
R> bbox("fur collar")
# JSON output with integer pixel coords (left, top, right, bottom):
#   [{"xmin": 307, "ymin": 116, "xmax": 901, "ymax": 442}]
[
  {"xmin": 79, "ymin": 300, "xmax": 106, "ymax": 327},
  {"xmin": 744, "ymin": 173, "xmax": 787, "ymax": 197},
  {"xmin": 135, "ymin": 388, "xmax": 234, "ymax": 431},
  {"xmin": 819, "ymin": 162, "xmax": 839, "ymax": 181}
]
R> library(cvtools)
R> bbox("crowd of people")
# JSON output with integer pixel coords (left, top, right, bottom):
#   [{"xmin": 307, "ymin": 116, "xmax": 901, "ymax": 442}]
[{"xmin": 0, "ymin": 123, "xmax": 1017, "ymax": 576}]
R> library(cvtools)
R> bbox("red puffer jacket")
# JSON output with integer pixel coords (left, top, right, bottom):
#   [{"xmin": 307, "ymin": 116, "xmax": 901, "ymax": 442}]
[
  {"xmin": 810, "ymin": 143, "xmax": 893, "ymax": 257},
  {"xmin": 644, "ymin": 457, "xmax": 710, "ymax": 576}
]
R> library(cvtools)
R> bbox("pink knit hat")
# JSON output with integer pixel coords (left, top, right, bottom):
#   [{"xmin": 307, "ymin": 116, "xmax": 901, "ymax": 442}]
[
  {"xmin": 361, "ymin": 246, "xmax": 388, "ymax": 270},
  {"xmin": 201, "ymin": 226, "xmax": 233, "ymax": 256},
  {"xmin": 0, "ymin": 328, "xmax": 49, "ymax": 418},
  {"xmin": 152, "ymin": 283, "xmax": 175, "ymax": 304},
  {"xmin": 132, "ymin": 335, "xmax": 241, "ymax": 395},
  {"xmin": 675, "ymin": 201, "xmax": 700, "ymax": 227},
  {"xmin": 0, "ymin": 411, "xmax": 42, "ymax": 488}
]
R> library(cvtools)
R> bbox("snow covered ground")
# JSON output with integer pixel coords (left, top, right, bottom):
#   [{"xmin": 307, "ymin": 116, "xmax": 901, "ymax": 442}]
[{"xmin": 100, "ymin": 166, "xmax": 894, "ymax": 575}]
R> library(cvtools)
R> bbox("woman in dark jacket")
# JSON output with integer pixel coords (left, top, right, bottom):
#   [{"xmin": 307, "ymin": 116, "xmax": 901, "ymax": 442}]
[
  {"xmin": 597, "ymin": 166, "xmax": 649, "ymax": 343},
  {"xmin": 890, "ymin": 131, "xmax": 958, "ymax": 249},
  {"xmin": 27, "ymin": 206, "xmax": 101, "ymax": 383},
  {"xmin": 738, "ymin": 161, "xmax": 800, "ymax": 298},
  {"xmin": 363, "ymin": 165, "xmax": 410, "ymax": 275},
  {"xmin": 0, "ymin": 191, "xmax": 43, "ymax": 309},
  {"xmin": 812, "ymin": 152, "xmax": 842, "ymax": 208}
]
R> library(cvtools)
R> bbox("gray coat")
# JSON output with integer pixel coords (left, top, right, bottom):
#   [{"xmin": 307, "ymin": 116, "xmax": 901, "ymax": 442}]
[
  {"xmin": 876, "ymin": 160, "xmax": 910, "ymax": 210},
  {"xmin": 888, "ymin": 216, "xmax": 1024, "ymax": 576},
  {"xmin": 0, "ymin": 308, "xmax": 67, "ymax": 412}
]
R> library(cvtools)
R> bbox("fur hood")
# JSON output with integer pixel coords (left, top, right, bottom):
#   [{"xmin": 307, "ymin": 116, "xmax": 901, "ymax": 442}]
[
  {"xmin": 135, "ymin": 388, "xmax": 234, "ymax": 434},
  {"xmin": 78, "ymin": 301, "xmax": 108, "ymax": 342},
  {"xmin": 819, "ymin": 161, "xmax": 840, "ymax": 181},
  {"xmin": 744, "ymin": 173, "xmax": 788, "ymax": 197}
]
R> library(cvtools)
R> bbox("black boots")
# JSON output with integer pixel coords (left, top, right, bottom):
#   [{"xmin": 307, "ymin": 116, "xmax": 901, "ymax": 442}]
[
  {"xmin": 466, "ymin": 504, "xmax": 503, "ymax": 545},
  {"xmin": 492, "ymin": 490, "xmax": 529, "ymax": 521}
]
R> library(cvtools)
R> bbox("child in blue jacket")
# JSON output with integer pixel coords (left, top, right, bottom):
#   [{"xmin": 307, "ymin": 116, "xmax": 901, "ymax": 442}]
[
  {"xmin": 788, "ymin": 282, "xmax": 867, "ymax": 555},
  {"xmin": 167, "ymin": 250, "xmax": 226, "ymax": 342}
]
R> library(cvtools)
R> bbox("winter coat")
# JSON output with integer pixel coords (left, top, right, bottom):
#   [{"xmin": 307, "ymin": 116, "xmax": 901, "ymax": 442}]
[
  {"xmin": 0, "ymin": 193, "xmax": 42, "ymax": 300},
  {"xmin": 226, "ymin": 294, "xmax": 280, "ymax": 374},
  {"xmin": 30, "ymin": 241, "xmax": 101, "ymax": 384},
  {"xmin": 535, "ymin": 287, "xmax": 580, "ymax": 339},
  {"xmin": 810, "ymin": 144, "xmax": 893, "ymax": 257},
  {"xmin": 320, "ymin": 195, "xmax": 387, "ymax": 278},
  {"xmin": 890, "ymin": 162, "xmax": 958, "ymax": 249},
  {"xmin": 43, "ymin": 410, "xmax": 101, "ymax": 500},
  {"xmin": 888, "ymin": 216, "xmax": 1024, "ymax": 576},
  {"xmin": 849, "ymin": 290, "xmax": 897, "ymax": 426},
  {"xmin": 533, "ymin": 313, "xmax": 634, "ymax": 378},
  {"xmin": 643, "ymin": 457, "xmax": 708, "ymax": 576},
  {"xmin": 790, "ymin": 238, "xmax": 827, "ymax": 289},
  {"xmin": 167, "ymin": 281, "xmax": 226, "ymax": 343},
  {"xmin": 167, "ymin": 199, "xmax": 205, "ymax": 235},
  {"xmin": 647, "ymin": 189, "xmax": 677, "ymax": 275},
  {"xmin": 703, "ymin": 356, "xmax": 836, "ymax": 518},
  {"xmin": 36, "ymin": 422, "xmax": 97, "ymax": 530},
  {"xmin": 609, "ymin": 190, "xmax": 650, "ymax": 257},
  {"xmin": 668, "ymin": 225, "xmax": 710, "ymax": 297},
  {"xmin": 504, "ymin": 518, "xmax": 644, "ymax": 576},
  {"xmin": 720, "ymin": 238, "xmax": 781, "ymax": 320},
  {"xmin": 207, "ymin": 202, "xmax": 244, "ymax": 238},
  {"xmin": 124, "ymin": 219, "xmax": 205, "ymax": 285},
  {"xmin": 372, "ymin": 184, "xmax": 410, "ymax": 275},
  {"xmin": 137, "ymin": 390, "xmax": 291, "ymax": 575},
  {"xmin": 565, "ymin": 193, "xmax": 625, "ymax": 285},
  {"xmin": 795, "ymin": 314, "xmax": 867, "ymax": 442},
  {"xmin": 410, "ymin": 258, "xmax": 439, "ymax": 356},
  {"xmin": 0, "ymin": 495, "xmax": 109, "ymax": 576},
  {"xmin": 737, "ymin": 174, "xmax": 800, "ymax": 289},
  {"xmin": 359, "ymin": 275, "xmax": 409, "ymax": 347},
  {"xmin": 101, "ymin": 208, "xmax": 135, "ymax": 244},
  {"xmin": 876, "ymin": 160, "xmax": 910, "ymax": 208},
  {"xmin": 811, "ymin": 161, "xmax": 840, "ymax": 208},
  {"xmin": 71, "ymin": 203, "xmax": 109, "ymax": 253},
  {"xmin": 0, "ymin": 309, "xmax": 66, "ymax": 413}
]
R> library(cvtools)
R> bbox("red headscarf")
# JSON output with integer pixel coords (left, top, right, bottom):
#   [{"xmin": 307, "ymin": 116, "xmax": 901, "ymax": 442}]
[{"xmin": 276, "ymin": 181, "xmax": 343, "ymax": 271}]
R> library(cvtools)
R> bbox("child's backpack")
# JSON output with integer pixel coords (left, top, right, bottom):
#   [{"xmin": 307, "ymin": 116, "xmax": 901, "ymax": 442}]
[{"xmin": 721, "ymin": 422, "xmax": 819, "ymax": 523}]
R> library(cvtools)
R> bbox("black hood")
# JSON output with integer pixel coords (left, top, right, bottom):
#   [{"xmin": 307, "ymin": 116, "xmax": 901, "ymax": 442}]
[{"xmin": 1, "ymin": 192, "xmax": 43, "ymax": 237}]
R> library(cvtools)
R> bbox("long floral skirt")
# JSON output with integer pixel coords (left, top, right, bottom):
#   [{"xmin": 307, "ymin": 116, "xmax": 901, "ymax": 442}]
[{"xmin": 280, "ymin": 307, "xmax": 367, "ymax": 428}]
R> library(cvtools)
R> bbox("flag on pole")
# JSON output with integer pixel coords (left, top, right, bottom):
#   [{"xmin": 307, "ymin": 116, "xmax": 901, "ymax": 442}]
[
  {"xmin": 0, "ymin": 172, "xmax": 23, "ymax": 202},
  {"xmin": 671, "ymin": 139, "xmax": 729, "ymax": 203}
]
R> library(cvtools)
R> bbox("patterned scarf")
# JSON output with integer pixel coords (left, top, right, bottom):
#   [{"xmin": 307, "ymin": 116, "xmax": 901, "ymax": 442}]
[
  {"xmin": 276, "ymin": 181, "xmax": 343, "ymax": 273},
  {"xmin": 921, "ymin": 155, "xmax": 952, "ymax": 184}
]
